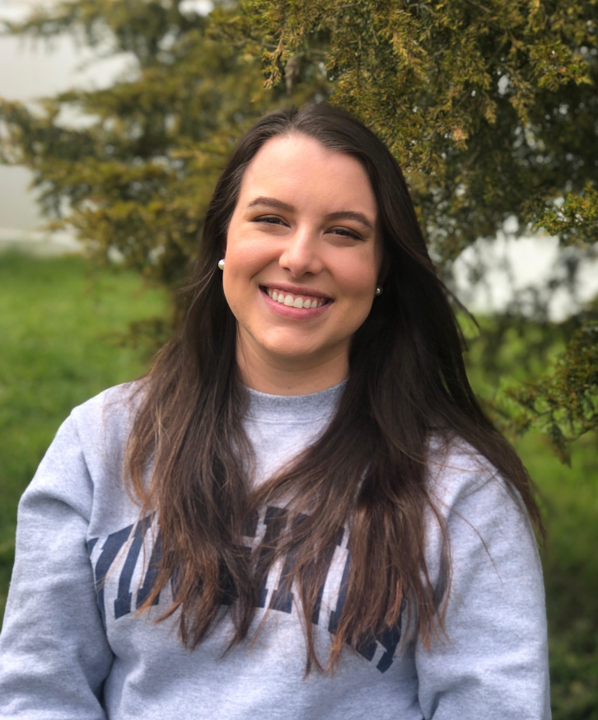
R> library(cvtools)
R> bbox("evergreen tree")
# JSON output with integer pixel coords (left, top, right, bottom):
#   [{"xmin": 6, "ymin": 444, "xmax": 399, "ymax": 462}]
[
  {"xmin": 223, "ymin": 0, "xmax": 598, "ymax": 457},
  {"xmin": 1, "ymin": 0, "xmax": 596, "ymax": 454},
  {"xmin": 0, "ymin": 0, "xmax": 329, "ymax": 292}
]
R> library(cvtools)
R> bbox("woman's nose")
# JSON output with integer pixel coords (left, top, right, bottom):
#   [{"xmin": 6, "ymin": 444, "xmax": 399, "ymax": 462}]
[{"xmin": 278, "ymin": 229, "xmax": 323, "ymax": 277}]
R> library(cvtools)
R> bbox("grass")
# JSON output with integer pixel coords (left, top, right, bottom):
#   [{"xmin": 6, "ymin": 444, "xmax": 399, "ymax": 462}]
[
  {"xmin": 0, "ymin": 251, "xmax": 167, "ymax": 615},
  {"xmin": 0, "ymin": 251, "xmax": 596, "ymax": 716},
  {"xmin": 517, "ymin": 431, "xmax": 598, "ymax": 718}
]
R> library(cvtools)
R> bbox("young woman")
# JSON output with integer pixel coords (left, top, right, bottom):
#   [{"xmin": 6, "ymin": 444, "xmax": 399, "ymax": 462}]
[{"xmin": 0, "ymin": 104, "xmax": 550, "ymax": 719}]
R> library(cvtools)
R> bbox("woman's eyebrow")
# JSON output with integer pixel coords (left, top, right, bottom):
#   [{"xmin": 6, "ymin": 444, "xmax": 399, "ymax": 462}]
[
  {"xmin": 324, "ymin": 211, "xmax": 374, "ymax": 230},
  {"xmin": 247, "ymin": 196, "xmax": 295, "ymax": 212},
  {"xmin": 247, "ymin": 197, "xmax": 374, "ymax": 230}
]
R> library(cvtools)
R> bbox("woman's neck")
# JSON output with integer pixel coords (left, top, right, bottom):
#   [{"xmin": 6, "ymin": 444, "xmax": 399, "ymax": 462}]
[{"xmin": 236, "ymin": 341, "xmax": 349, "ymax": 396}]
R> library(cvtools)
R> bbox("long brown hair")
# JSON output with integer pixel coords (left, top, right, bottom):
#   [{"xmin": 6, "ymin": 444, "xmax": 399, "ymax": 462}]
[{"xmin": 125, "ymin": 103, "xmax": 543, "ymax": 673}]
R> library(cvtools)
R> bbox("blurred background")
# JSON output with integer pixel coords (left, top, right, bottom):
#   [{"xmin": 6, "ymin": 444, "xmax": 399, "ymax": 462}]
[{"xmin": 0, "ymin": 0, "xmax": 597, "ymax": 716}]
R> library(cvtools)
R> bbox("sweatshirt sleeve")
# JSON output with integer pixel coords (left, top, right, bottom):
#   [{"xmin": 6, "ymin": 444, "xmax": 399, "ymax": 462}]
[
  {"xmin": 415, "ymin": 461, "xmax": 551, "ymax": 720},
  {"xmin": 416, "ymin": 464, "xmax": 551, "ymax": 720},
  {"xmin": 0, "ymin": 413, "xmax": 113, "ymax": 719}
]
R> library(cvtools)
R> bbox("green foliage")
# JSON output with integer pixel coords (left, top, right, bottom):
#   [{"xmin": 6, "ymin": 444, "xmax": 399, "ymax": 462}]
[
  {"xmin": 228, "ymin": 0, "xmax": 598, "ymax": 454},
  {"xmin": 516, "ymin": 431, "xmax": 598, "ymax": 720},
  {"xmin": 223, "ymin": 0, "xmax": 598, "ymax": 454},
  {"xmin": 1, "ymin": 0, "xmax": 597, "ymax": 455},
  {"xmin": 226, "ymin": 0, "xmax": 598, "ymax": 261},
  {"xmin": 538, "ymin": 182, "xmax": 598, "ymax": 247},
  {"xmin": 463, "ymin": 311, "xmax": 598, "ymax": 461},
  {"xmin": 505, "ymin": 323, "xmax": 598, "ymax": 462},
  {"xmin": 0, "ymin": 0, "xmax": 329, "ymax": 291}
]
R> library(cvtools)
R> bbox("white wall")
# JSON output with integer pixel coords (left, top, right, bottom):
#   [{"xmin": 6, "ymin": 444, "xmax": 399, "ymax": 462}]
[{"xmin": 0, "ymin": 0, "xmax": 132, "ymax": 248}]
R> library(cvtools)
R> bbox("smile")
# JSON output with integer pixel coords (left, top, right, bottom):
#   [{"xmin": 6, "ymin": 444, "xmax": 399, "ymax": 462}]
[{"xmin": 261, "ymin": 287, "xmax": 331, "ymax": 309}]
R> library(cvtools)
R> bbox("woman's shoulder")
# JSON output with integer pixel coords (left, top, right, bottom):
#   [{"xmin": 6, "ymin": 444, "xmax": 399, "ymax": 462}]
[
  {"xmin": 71, "ymin": 378, "xmax": 144, "ymax": 423},
  {"xmin": 423, "ymin": 434, "xmax": 541, "ymax": 585},
  {"xmin": 67, "ymin": 379, "xmax": 147, "ymax": 457},
  {"xmin": 425, "ymin": 433, "xmax": 526, "ymax": 519}
]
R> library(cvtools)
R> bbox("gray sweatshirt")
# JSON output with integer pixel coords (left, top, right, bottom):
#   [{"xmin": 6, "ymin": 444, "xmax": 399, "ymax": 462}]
[{"xmin": 0, "ymin": 382, "xmax": 551, "ymax": 719}]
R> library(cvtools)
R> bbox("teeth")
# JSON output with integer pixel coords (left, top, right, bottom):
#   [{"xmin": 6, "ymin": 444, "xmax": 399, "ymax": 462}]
[{"xmin": 266, "ymin": 288, "xmax": 327, "ymax": 309}]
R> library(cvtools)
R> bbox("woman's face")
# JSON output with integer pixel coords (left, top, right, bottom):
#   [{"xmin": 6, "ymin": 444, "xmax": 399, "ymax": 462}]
[{"xmin": 223, "ymin": 133, "xmax": 382, "ymax": 382}]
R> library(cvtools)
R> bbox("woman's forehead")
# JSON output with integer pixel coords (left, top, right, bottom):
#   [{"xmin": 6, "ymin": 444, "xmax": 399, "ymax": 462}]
[{"xmin": 238, "ymin": 133, "xmax": 378, "ymax": 219}]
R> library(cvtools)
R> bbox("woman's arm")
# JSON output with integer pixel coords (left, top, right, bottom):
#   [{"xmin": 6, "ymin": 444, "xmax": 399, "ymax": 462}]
[
  {"xmin": 416, "ymin": 455, "xmax": 551, "ymax": 720},
  {"xmin": 0, "ymin": 414, "xmax": 113, "ymax": 719}
]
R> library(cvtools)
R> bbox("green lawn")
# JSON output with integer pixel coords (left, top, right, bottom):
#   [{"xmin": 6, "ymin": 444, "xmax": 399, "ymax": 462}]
[
  {"xmin": 518, "ymin": 430, "xmax": 598, "ymax": 718},
  {"xmin": 0, "ymin": 251, "xmax": 596, "ymax": 717},
  {"xmin": 0, "ymin": 251, "xmax": 167, "ymax": 615}
]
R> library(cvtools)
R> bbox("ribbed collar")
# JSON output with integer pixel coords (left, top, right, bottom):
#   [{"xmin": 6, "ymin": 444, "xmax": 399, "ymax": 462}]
[{"xmin": 245, "ymin": 380, "xmax": 347, "ymax": 425}]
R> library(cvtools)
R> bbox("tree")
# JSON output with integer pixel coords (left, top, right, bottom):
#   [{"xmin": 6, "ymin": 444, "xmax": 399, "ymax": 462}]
[
  {"xmin": 1, "ymin": 0, "xmax": 597, "ymax": 455},
  {"xmin": 0, "ymin": 0, "xmax": 329, "ymax": 294}
]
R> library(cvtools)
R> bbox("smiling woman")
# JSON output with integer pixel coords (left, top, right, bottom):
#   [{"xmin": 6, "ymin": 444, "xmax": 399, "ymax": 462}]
[{"xmin": 0, "ymin": 104, "xmax": 550, "ymax": 720}]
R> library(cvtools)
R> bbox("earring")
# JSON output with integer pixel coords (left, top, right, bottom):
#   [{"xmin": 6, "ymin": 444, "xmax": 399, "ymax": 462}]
[
  {"xmin": 218, "ymin": 259, "xmax": 225, "ymax": 270},
  {"xmin": 375, "ymin": 286, "xmax": 383, "ymax": 296}
]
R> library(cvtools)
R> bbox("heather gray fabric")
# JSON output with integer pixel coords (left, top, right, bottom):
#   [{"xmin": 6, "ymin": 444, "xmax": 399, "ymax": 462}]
[{"xmin": 0, "ymin": 382, "xmax": 550, "ymax": 719}]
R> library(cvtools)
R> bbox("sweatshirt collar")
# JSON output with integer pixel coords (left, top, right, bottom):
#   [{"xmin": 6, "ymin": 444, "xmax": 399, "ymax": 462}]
[{"xmin": 245, "ymin": 380, "xmax": 347, "ymax": 425}]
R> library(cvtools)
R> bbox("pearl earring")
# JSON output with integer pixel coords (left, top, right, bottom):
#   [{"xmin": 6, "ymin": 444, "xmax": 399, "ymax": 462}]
[
  {"xmin": 375, "ymin": 286, "xmax": 383, "ymax": 296},
  {"xmin": 218, "ymin": 259, "xmax": 225, "ymax": 270}
]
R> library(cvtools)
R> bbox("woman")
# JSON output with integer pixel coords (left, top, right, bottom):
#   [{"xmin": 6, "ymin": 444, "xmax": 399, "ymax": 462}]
[{"xmin": 0, "ymin": 104, "xmax": 550, "ymax": 719}]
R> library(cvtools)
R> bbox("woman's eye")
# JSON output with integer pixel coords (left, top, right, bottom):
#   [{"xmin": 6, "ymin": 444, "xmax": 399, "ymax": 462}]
[
  {"xmin": 330, "ymin": 227, "xmax": 362, "ymax": 240},
  {"xmin": 253, "ymin": 215, "xmax": 286, "ymax": 226}
]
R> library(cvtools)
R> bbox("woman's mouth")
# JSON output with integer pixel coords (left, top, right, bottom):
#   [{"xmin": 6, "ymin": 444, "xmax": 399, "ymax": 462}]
[{"xmin": 261, "ymin": 286, "xmax": 331, "ymax": 309}]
